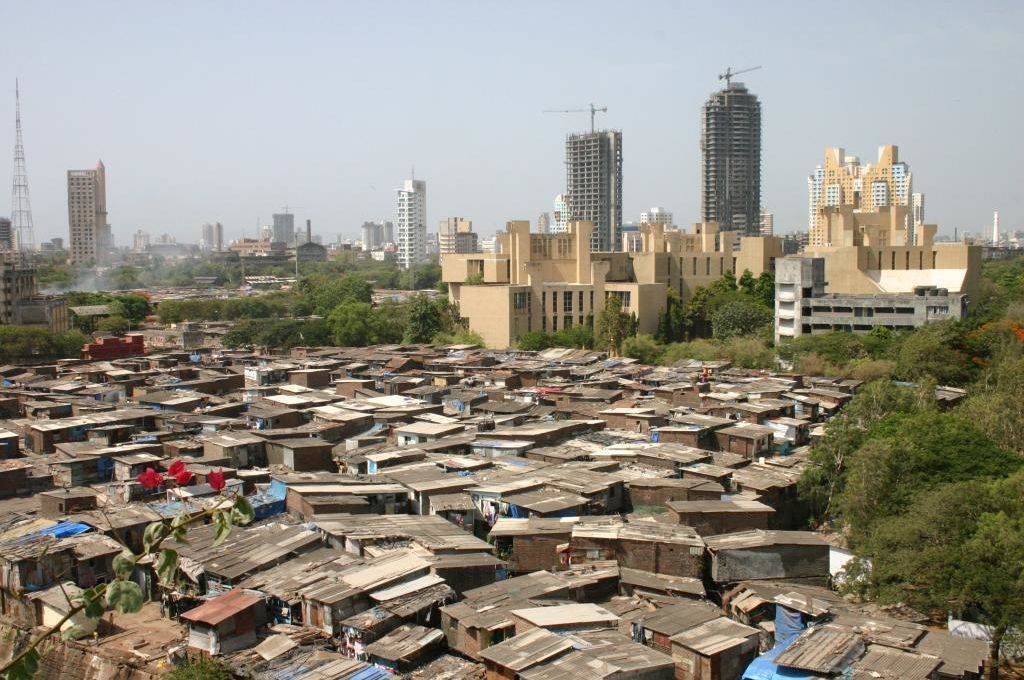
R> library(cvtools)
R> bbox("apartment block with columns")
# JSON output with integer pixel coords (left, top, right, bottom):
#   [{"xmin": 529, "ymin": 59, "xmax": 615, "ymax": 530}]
[{"xmin": 442, "ymin": 220, "xmax": 783, "ymax": 348}]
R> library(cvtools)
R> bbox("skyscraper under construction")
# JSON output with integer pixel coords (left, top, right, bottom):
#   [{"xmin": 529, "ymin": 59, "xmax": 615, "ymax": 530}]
[
  {"xmin": 701, "ymin": 82, "xmax": 761, "ymax": 235},
  {"xmin": 565, "ymin": 130, "xmax": 622, "ymax": 251}
]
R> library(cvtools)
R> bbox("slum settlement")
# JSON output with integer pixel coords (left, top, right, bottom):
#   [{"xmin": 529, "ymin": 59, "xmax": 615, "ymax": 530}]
[{"xmin": 0, "ymin": 343, "xmax": 984, "ymax": 679}]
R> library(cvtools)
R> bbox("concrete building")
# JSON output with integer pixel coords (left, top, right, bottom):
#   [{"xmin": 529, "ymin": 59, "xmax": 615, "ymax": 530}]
[
  {"xmin": 272, "ymin": 213, "xmax": 295, "ymax": 246},
  {"xmin": 640, "ymin": 207, "xmax": 673, "ymax": 227},
  {"xmin": 443, "ymin": 220, "xmax": 782, "ymax": 348},
  {"xmin": 807, "ymin": 146, "xmax": 912, "ymax": 248},
  {"xmin": 621, "ymin": 223, "xmax": 643, "ymax": 252},
  {"xmin": 776, "ymin": 205, "xmax": 980, "ymax": 342},
  {"xmin": 912, "ymin": 193, "xmax": 925, "ymax": 233},
  {"xmin": 67, "ymin": 161, "xmax": 110, "ymax": 265},
  {"xmin": 537, "ymin": 212, "xmax": 550, "ymax": 234},
  {"xmin": 702, "ymin": 83, "xmax": 761, "ymax": 234},
  {"xmin": 132, "ymin": 230, "xmax": 150, "ymax": 252},
  {"xmin": 296, "ymin": 220, "xmax": 328, "ymax": 263},
  {"xmin": 0, "ymin": 218, "xmax": 12, "ymax": 250},
  {"xmin": 0, "ymin": 262, "xmax": 69, "ymax": 332},
  {"xmin": 565, "ymin": 131, "xmax": 622, "ymax": 251},
  {"xmin": 552, "ymin": 194, "xmax": 569, "ymax": 234},
  {"xmin": 200, "ymin": 222, "xmax": 224, "ymax": 251},
  {"xmin": 361, "ymin": 221, "xmax": 393, "ymax": 251},
  {"xmin": 439, "ymin": 218, "xmax": 478, "ymax": 254},
  {"xmin": 759, "ymin": 209, "xmax": 774, "ymax": 237},
  {"xmin": 397, "ymin": 179, "xmax": 427, "ymax": 269}
]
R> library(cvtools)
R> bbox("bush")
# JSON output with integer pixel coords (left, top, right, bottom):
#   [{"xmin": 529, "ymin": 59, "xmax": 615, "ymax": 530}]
[
  {"xmin": 661, "ymin": 339, "xmax": 721, "ymax": 364},
  {"xmin": 433, "ymin": 328, "xmax": 486, "ymax": 347},
  {"xmin": 516, "ymin": 331, "xmax": 552, "ymax": 351},
  {"xmin": 622, "ymin": 334, "xmax": 664, "ymax": 365},
  {"xmin": 720, "ymin": 336, "xmax": 775, "ymax": 369}
]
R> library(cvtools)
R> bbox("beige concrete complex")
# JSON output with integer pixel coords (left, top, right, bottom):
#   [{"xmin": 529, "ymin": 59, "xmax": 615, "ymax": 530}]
[
  {"xmin": 778, "ymin": 192, "xmax": 980, "ymax": 342},
  {"xmin": 438, "ymin": 217, "xmax": 478, "ymax": 254},
  {"xmin": 67, "ymin": 161, "xmax": 109, "ymax": 265},
  {"xmin": 807, "ymin": 146, "xmax": 912, "ymax": 248},
  {"xmin": 443, "ymin": 220, "xmax": 782, "ymax": 348}
]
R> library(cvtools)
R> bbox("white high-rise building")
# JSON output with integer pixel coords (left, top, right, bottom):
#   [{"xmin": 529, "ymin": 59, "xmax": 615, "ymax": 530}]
[
  {"xmin": 552, "ymin": 194, "xmax": 569, "ymax": 233},
  {"xmin": 537, "ymin": 212, "xmax": 550, "ymax": 234},
  {"xmin": 992, "ymin": 210, "xmax": 1000, "ymax": 245},
  {"xmin": 640, "ymin": 207, "xmax": 673, "ymax": 226},
  {"xmin": 396, "ymin": 178, "xmax": 427, "ymax": 269},
  {"xmin": 759, "ymin": 208, "xmax": 774, "ymax": 237}
]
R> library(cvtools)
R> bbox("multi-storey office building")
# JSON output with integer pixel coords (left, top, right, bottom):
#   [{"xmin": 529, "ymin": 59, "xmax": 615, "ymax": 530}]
[
  {"xmin": 67, "ymin": 161, "xmax": 109, "ymax": 264},
  {"xmin": 565, "ymin": 131, "xmax": 622, "ymax": 251},
  {"xmin": 701, "ymin": 83, "xmax": 761, "ymax": 234}
]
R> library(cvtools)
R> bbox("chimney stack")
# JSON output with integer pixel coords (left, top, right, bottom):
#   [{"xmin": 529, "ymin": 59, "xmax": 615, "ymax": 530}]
[{"xmin": 306, "ymin": 219, "xmax": 312, "ymax": 244}]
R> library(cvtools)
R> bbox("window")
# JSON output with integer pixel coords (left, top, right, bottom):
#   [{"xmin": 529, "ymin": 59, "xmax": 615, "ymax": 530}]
[
  {"xmin": 513, "ymin": 292, "xmax": 529, "ymax": 310},
  {"xmin": 563, "ymin": 294, "xmax": 573, "ymax": 313}
]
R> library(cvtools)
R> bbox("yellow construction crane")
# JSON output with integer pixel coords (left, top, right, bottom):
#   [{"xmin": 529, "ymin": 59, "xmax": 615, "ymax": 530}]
[
  {"xmin": 718, "ymin": 65, "xmax": 762, "ymax": 87},
  {"xmin": 544, "ymin": 103, "xmax": 608, "ymax": 133}
]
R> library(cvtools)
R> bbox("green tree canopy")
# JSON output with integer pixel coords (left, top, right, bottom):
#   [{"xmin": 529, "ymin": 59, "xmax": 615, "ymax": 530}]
[
  {"xmin": 404, "ymin": 294, "xmax": 443, "ymax": 343},
  {"xmin": 711, "ymin": 299, "xmax": 772, "ymax": 340}
]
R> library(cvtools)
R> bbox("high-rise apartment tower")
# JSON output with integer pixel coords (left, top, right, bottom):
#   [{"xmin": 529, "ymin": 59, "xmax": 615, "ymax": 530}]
[
  {"xmin": 67, "ymin": 161, "xmax": 109, "ymax": 265},
  {"xmin": 565, "ymin": 130, "xmax": 622, "ymax": 251},
  {"xmin": 396, "ymin": 178, "xmax": 427, "ymax": 269},
  {"xmin": 807, "ymin": 146, "xmax": 912, "ymax": 247},
  {"xmin": 701, "ymin": 82, "xmax": 761, "ymax": 234}
]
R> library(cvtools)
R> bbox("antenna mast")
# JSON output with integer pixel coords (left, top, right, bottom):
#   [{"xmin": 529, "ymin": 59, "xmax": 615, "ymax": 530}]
[{"xmin": 11, "ymin": 80, "xmax": 35, "ymax": 254}]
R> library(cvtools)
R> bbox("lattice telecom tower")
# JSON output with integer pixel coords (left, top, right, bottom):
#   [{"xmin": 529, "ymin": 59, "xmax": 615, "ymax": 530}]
[{"xmin": 11, "ymin": 80, "xmax": 35, "ymax": 252}]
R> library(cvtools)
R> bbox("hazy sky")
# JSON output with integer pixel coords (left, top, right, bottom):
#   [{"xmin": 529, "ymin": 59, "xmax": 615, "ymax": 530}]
[{"xmin": 1, "ymin": 1, "xmax": 1021, "ymax": 245}]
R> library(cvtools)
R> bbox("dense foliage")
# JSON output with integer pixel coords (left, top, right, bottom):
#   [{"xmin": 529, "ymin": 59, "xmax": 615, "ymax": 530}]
[
  {"xmin": 797, "ymin": 255, "xmax": 1024, "ymax": 669},
  {"xmin": 0, "ymin": 326, "xmax": 88, "ymax": 362}
]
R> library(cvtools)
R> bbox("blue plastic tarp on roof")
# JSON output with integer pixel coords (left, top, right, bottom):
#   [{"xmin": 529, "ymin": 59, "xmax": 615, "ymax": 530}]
[
  {"xmin": 345, "ymin": 667, "xmax": 394, "ymax": 680},
  {"xmin": 741, "ymin": 604, "xmax": 813, "ymax": 680},
  {"xmin": 742, "ymin": 643, "xmax": 817, "ymax": 680},
  {"xmin": 36, "ymin": 522, "xmax": 91, "ymax": 538}
]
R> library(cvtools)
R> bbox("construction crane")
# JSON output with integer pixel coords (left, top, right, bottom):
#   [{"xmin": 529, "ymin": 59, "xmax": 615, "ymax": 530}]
[
  {"xmin": 544, "ymin": 103, "xmax": 608, "ymax": 133},
  {"xmin": 718, "ymin": 65, "xmax": 761, "ymax": 87}
]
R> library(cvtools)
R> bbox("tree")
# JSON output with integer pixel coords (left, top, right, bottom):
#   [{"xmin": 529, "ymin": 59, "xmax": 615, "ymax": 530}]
[
  {"xmin": 367, "ymin": 302, "xmax": 406, "ymax": 344},
  {"xmin": 622, "ymin": 334, "xmax": 663, "ymax": 365},
  {"xmin": 96, "ymin": 315, "xmax": 130, "ymax": 336},
  {"xmin": 711, "ymin": 299, "xmax": 772, "ymax": 340},
  {"xmin": 738, "ymin": 269, "xmax": 756, "ymax": 297},
  {"xmin": 404, "ymin": 294, "xmax": 443, "ymax": 343},
  {"xmin": 595, "ymin": 295, "xmax": 632, "ymax": 355},
  {"xmin": 798, "ymin": 381, "xmax": 919, "ymax": 522},
  {"xmin": 895, "ymin": 321, "xmax": 975, "ymax": 386},
  {"xmin": 327, "ymin": 302, "xmax": 372, "ymax": 346},
  {"xmin": 304, "ymin": 274, "xmax": 373, "ymax": 316},
  {"xmin": 552, "ymin": 324, "xmax": 595, "ymax": 349},
  {"xmin": 752, "ymin": 271, "xmax": 775, "ymax": 308},
  {"xmin": 655, "ymin": 288, "xmax": 685, "ymax": 344},
  {"xmin": 838, "ymin": 411, "xmax": 1020, "ymax": 543}
]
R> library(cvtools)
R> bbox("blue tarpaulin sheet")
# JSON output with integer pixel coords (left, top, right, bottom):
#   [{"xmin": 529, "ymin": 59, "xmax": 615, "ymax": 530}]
[
  {"xmin": 741, "ymin": 605, "xmax": 814, "ymax": 680},
  {"xmin": 36, "ymin": 522, "xmax": 91, "ymax": 538},
  {"xmin": 346, "ymin": 667, "xmax": 394, "ymax": 680}
]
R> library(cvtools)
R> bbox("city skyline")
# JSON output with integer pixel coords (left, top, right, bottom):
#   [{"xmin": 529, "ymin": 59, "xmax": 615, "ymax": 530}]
[{"xmin": 1, "ymin": 1, "xmax": 1021, "ymax": 245}]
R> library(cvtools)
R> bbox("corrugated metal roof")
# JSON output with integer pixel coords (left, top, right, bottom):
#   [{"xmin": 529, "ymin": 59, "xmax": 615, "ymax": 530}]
[{"xmin": 181, "ymin": 588, "xmax": 263, "ymax": 626}]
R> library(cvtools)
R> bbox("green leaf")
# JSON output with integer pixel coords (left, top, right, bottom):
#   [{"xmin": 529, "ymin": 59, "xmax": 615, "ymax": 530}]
[
  {"xmin": 171, "ymin": 511, "xmax": 191, "ymax": 528},
  {"xmin": 231, "ymin": 496, "xmax": 255, "ymax": 526},
  {"xmin": 212, "ymin": 511, "xmax": 233, "ymax": 547},
  {"xmin": 142, "ymin": 520, "xmax": 170, "ymax": 554},
  {"xmin": 155, "ymin": 549, "xmax": 179, "ymax": 585},
  {"xmin": 105, "ymin": 580, "xmax": 144, "ymax": 615},
  {"xmin": 80, "ymin": 586, "xmax": 106, "ymax": 619},
  {"xmin": 112, "ymin": 549, "xmax": 136, "ymax": 580},
  {"xmin": 6, "ymin": 647, "xmax": 40, "ymax": 680},
  {"xmin": 172, "ymin": 525, "xmax": 190, "ymax": 544},
  {"xmin": 61, "ymin": 624, "xmax": 88, "ymax": 640}
]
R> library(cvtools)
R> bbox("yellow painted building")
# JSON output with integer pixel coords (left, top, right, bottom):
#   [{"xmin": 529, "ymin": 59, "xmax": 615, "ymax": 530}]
[
  {"xmin": 443, "ymin": 220, "xmax": 783, "ymax": 348},
  {"xmin": 808, "ymin": 145, "xmax": 914, "ymax": 248}
]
